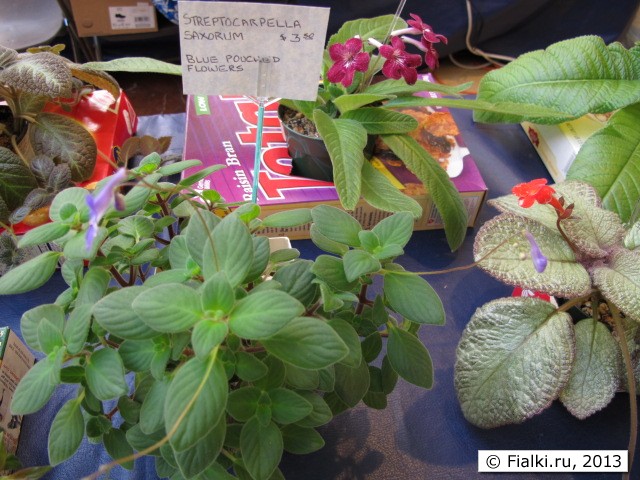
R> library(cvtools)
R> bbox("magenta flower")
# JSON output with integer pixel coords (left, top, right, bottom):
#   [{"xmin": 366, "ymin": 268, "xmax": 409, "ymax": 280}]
[
  {"xmin": 406, "ymin": 14, "xmax": 447, "ymax": 45},
  {"xmin": 327, "ymin": 37, "xmax": 371, "ymax": 87},
  {"xmin": 525, "ymin": 231, "xmax": 548, "ymax": 273},
  {"xmin": 85, "ymin": 168, "xmax": 127, "ymax": 251},
  {"xmin": 378, "ymin": 36, "xmax": 423, "ymax": 85}
]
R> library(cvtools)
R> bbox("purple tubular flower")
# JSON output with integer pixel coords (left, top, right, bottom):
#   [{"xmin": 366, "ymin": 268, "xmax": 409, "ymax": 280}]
[
  {"xmin": 525, "ymin": 231, "xmax": 548, "ymax": 273},
  {"xmin": 85, "ymin": 168, "xmax": 128, "ymax": 251},
  {"xmin": 378, "ymin": 36, "xmax": 423, "ymax": 85},
  {"xmin": 326, "ymin": 37, "xmax": 371, "ymax": 87}
]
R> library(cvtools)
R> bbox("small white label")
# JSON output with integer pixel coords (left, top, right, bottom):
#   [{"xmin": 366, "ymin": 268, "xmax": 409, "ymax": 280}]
[
  {"xmin": 178, "ymin": 1, "xmax": 330, "ymax": 100},
  {"xmin": 109, "ymin": 5, "xmax": 156, "ymax": 30},
  {"xmin": 479, "ymin": 450, "xmax": 628, "ymax": 473}
]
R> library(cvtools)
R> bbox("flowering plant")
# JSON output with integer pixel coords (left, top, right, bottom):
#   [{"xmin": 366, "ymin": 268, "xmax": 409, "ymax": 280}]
[
  {"xmin": 454, "ymin": 178, "xmax": 640, "ymax": 468},
  {"xmin": 0, "ymin": 157, "xmax": 445, "ymax": 479},
  {"xmin": 279, "ymin": 14, "xmax": 567, "ymax": 251}
]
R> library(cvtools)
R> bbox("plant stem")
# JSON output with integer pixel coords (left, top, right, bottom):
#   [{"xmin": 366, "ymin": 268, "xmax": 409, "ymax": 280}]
[
  {"xmin": 355, "ymin": 284, "xmax": 369, "ymax": 315},
  {"xmin": 610, "ymin": 301, "xmax": 637, "ymax": 479},
  {"xmin": 156, "ymin": 194, "xmax": 176, "ymax": 239}
]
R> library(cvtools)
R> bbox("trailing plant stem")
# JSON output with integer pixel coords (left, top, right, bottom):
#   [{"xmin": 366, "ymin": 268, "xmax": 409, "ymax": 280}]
[{"xmin": 610, "ymin": 301, "xmax": 636, "ymax": 479}]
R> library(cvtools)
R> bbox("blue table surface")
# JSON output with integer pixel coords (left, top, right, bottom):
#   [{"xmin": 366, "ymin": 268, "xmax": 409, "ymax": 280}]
[{"xmin": 2, "ymin": 110, "xmax": 635, "ymax": 479}]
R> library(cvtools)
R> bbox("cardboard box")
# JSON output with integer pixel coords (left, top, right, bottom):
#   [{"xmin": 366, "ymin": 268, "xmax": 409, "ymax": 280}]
[
  {"xmin": 0, "ymin": 328, "xmax": 35, "ymax": 455},
  {"xmin": 521, "ymin": 114, "xmax": 608, "ymax": 182},
  {"xmin": 70, "ymin": 0, "xmax": 158, "ymax": 37},
  {"xmin": 182, "ymin": 90, "xmax": 487, "ymax": 240}
]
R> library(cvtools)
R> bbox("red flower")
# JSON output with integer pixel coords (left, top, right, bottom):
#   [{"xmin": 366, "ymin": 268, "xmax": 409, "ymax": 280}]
[
  {"xmin": 407, "ymin": 14, "xmax": 448, "ymax": 45},
  {"xmin": 327, "ymin": 37, "xmax": 371, "ymax": 87},
  {"xmin": 512, "ymin": 179, "xmax": 557, "ymax": 208},
  {"xmin": 379, "ymin": 36, "xmax": 423, "ymax": 85}
]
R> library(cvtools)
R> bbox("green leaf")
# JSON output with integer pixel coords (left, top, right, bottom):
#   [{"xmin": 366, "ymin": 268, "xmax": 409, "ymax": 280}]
[
  {"xmin": 76, "ymin": 267, "xmax": 111, "ymax": 305},
  {"xmin": 244, "ymin": 236, "xmax": 270, "ymax": 283},
  {"xmin": 281, "ymin": 424, "xmax": 325, "ymax": 455},
  {"xmin": 372, "ymin": 211, "xmax": 415, "ymax": 248},
  {"xmin": 118, "ymin": 215, "xmax": 155, "ymax": 240},
  {"xmin": 363, "ymin": 78, "xmax": 469, "ymax": 97},
  {"xmin": 626, "ymin": 221, "xmax": 640, "ymax": 250},
  {"xmin": 200, "ymin": 272, "xmax": 235, "ymax": 313},
  {"xmin": 118, "ymin": 395, "xmax": 141, "ymax": 424},
  {"xmin": 311, "ymin": 204, "xmax": 362, "ymax": 246},
  {"xmin": 158, "ymin": 159, "xmax": 202, "ymax": 176},
  {"xmin": 309, "ymin": 225, "xmax": 349, "ymax": 256},
  {"xmin": 104, "ymin": 428, "xmax": 134, "ymax": 469},
  {"xmin": 228, "ymin": 290, "xmax": 304, "ymax": 340},
  {"xmin": 387, "ymin": 325, "xmax": 433, "ymax": 388},
  {"xmin": 384, "ymin": 271, "xmax": 444, "ymax": 325},
  {"xmin": 0, "ymin": 147, "xmax": 38, "ymax": 210},
  {"xmin": 94, "ymin": 286, "xmax": 161, "ymax": 340},
  {"xmin": 327, "ymin": 319, "xmax": 362, "ymax": 368},
  {"xmin": 21, "ymin": 304, "xmax": 64, "ymax": 351},
  {"xmin": 313, "ymin": 110, "xmax": 367, "ymax": 210},
  {"xmin": 341, "ymin": 107, "xmax": 418, "ymax": 134},
  {"xmin": 592, "ymin": 249, "xmax": 640, "ymax": 322},
  {"xmin": 85, "ymin": 349, "xmax": 128, "ymax": 401},
  {"xmin": 333, "ymin": 95, "xmax": 394, "ymax": 114},
  {"xmin": 63, "ymin": 304, "xmax": 92, "ymax": 355},
  {"xmin": 333, "ymin": 357, "xmax": 370, "ymax": 407},
  {"xmin": 165, "ymin": 354, "xmax": 228, "ymax": 452},
  {"xmin": 111, "ymin": 173, "xmax": 162, "ymax": 218},
  {"xmin": 84, "ymin": 57, "xmax": 183, "ymax": 75},
  {"xmin": 272, "ymin": 260, "xmax": 319, "ymax": 307},
  {"xmin": 0, "ymin": 251, "xmax": 60, "ymax": 294},
  {"xmin": 201, "ymin": 214, "xmax": 254, "ymax": 286},
  {"xmin": 262, "ymin": 208, "xmax": 312, "ymax": 228},
  {"xmin": 268, "ymin": 389, "xmax": 312, "ymax": 425},
  {"xmin": 31, "ymin": 113, "xmax": 96, "ymax": 181},
  {"xmin": 254, "ymin": 356, "xmax": 286, "ymax": 391},
  {"xmin": 174, "ymin": 414, "xmax": 226, "ymax": 478},
  {"xmin": 11, "ymin": 352, "xmax": 59, "ymax": 414},
  {"xmin": 310, "ymin": 255, "xmax": 359, "ymax": 292},
  {"xmin": 284, "ymin": 364, "xmax": 319, "ymax": 390},
  {"xmin": 294, "ymin": 392, "xmax": 332, "ymax": 427},
  {"xmin": 568, "ymin": 103, "xmax": 640, "ymax": 222},
  {"xmin": 133, "ymin": 283, "xmax": 203, "ymax": 333},
  {"xmin": 328, "ymin": 14, "xmax": 404, "ymax": 48},
  {"xmin": 192, "ymin": 321, "xmax": 228, "ymax": 358},
  {"xmin": 48, "ymin": 187, "xmax": 88, "ymax": 221},
  {"xmin": 342, "ymin": 249, "xmax": 381, "ymax": 282},
  {"xmin": 559, "ymin": 318, "xmax": 620, "ymax": 419},
  {"xmin": 47, "ymin": 399, "xmax": 84, "ymax": 465},
  {"xmin": 37, "ymin": 318, "xmax": 64, "ymax": 355},
  {"xmin": 125, "ymin": 424, "xmax": 164, "ymax": 454},
  {"xmin": 475, "ymin": 36, "xmax": 640, "ymax": 123},
  {"xmin": 361, "ymin": 332, "xmax": 383, "ymax": 363},
  {"xmin": 0, "ymin": 50, "xmax": 71, "ymax": 96},
  {"xmin": 227, "ymin": 387, "xmax": 261, "ymax": 422},
  {"xmin": 474, "ymin": 213, "xmax": 592, "ymax": 298},
  {"xmin": 184, "ymin": 210, "xmax": 220, "ymax": 267},
  {"xmin": 17, "ymin": 222, "xmax": 70, "ymax": 248},
  {"xmin": 455, "ymin": 297, "xmax": 575, "ymax": 428},
  {"xmin": 235, "ymin": 351, "xmax": 268, "ymax": 382},
  {"xmin": 380, "ymin": 134, "xmax": 467, "ymax": 250},
  {"xmin": 262, "ymin": 316, "xmax": 349, "ymax": 369},
  {"xmin": 240, "ymin": 418, "xmax": 283, "ymax": 480},
  {"xmin": 140, "ymin": 377, "xmax": 170, "ymax": 434}
]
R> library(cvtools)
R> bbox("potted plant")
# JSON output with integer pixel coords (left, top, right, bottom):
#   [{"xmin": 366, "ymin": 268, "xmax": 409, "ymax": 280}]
[
  {"xmin": 0, "ymin": 156, "xmax": 444, "ymax": 480},
  {"xmin": 277, "ymin": 14, "xmax": 570, "ymax": 252},
  {"xmin": 454, "ymin": 178, "xmax": 640, "ymax": 473},
  {"xmin": 472, "ymin": 35, "xmax": 640, "ymax": 223}
]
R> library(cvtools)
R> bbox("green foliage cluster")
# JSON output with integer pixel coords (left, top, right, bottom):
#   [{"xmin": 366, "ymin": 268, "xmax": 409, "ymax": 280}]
[
  {"xmin": 0, "ymin": 157, "xmax": 444, "ymax": 479},
  {"xmin": 455, "ymin": 181, "xmax": 640, "ymax": 427}
]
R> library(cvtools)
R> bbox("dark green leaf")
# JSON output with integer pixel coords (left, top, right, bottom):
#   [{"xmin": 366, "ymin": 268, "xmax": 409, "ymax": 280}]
[
  {"xmin": 341, "ymin": 107, "xmax": 418, "ymax": 134},
  {"xmin": 269, "ymin": 388, "xmax": 312, "ymax": 425},
  {"xmin": 104, "ymin": 428, "xmax": 134, "ymax": 469},
  {"xmin": 281, "ymin": 424, "xmax": 325, "ymax": 455},
  {"xmin": 192, "ymin": 321, "xmax": 228, "ymax": 358},
  {"xmin": 174, "ymin": 414, "xmax": 226, "ymax": 478},
  {"xmin": 226, "ymin": 386, "xmax": 261, "ymax": 422},
  {"xmin": 295, "ymin": 391, "xmax": 333, "ymax": 427},
  {"xmin": 94, "ymin": 286, "xmax": 161, "ymax": 340},
  {"xmin": 132, "ymin": 283, "xmax": 203, "ymax": 333},
  {"xmin": 333, "ymin": 357, "xmax": 370, "ymax": 407},
  {"xmin": 272, "ymin": 260, "xmax": 319, "ymax": 307},
  {"xmin": 240, "ymin": 418, "xmax": 283, "ymax": 480},
  {"xmin": 235, "ymin": 351, "xmax": 268, "ymax": 382},
  {"xmin": 85, "ymin": 348, "xmax": 128, "ymax": 401},
  {"xmin": 387, "ymin": 325, "xmax": 433, "ymax": 388},
  {"xmin": 327, "ymin": 319, "xmax": 362, "ymax": 368},
  {"xmin": 0, "ymin": 147, "xmax": 39, "ymax": 210},
  {"xmin": 140, "ymin": 377, "xmax": 170, "ymax": 435}
]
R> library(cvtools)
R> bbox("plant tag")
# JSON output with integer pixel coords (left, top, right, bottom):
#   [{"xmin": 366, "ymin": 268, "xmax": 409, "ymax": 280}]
[{"xmin": 178, "ymin": 1, "xmax": 330, "ymax": 100}]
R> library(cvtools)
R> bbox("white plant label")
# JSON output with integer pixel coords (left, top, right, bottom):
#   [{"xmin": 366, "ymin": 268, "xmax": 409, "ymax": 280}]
[{"xmin": 178, "ymin": 1, "xmax": 330, "ymax": 100}]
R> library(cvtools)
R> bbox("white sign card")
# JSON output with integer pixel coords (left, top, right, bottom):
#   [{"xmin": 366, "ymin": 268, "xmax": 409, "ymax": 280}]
[{"xmin": 178, "ymin": 1, "xmax": 330, "ymax": 100}]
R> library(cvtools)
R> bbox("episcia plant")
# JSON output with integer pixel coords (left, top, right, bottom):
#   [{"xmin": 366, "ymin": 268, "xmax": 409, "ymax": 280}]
[
  {"xmin": 0, "ymin": 156, "xmax": 444, "ymax": 480},
  {"xmin": 454, "ymin": 179, "xmax": 640, "ymax": 474}
]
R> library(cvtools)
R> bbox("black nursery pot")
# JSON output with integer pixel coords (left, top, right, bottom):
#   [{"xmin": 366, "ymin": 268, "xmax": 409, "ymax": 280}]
[{"xmin": 278, "ymin": 105, "xmax": 375, "ymax": 182}]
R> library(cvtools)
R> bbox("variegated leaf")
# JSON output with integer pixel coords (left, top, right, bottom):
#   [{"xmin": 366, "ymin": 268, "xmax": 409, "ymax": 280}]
[{"xmin": 592, "ymin": 248, "xmax": 640, "ymax": 322}]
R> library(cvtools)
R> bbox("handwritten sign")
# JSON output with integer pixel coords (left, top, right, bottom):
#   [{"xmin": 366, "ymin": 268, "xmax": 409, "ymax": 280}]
[{"xmin": 178, "ymin": 1, "xmax": 330, "ymax": 100}]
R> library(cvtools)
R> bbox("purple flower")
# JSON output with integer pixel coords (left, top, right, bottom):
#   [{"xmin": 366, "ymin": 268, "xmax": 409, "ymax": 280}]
[
  {"xmin": 378, "ymin": 36, "xmax": 423, "ymax": 85},
  {"xmin": 85, "ymin": 168, "xmax": 127, "ymax": 251},
  {"xmin": 525, "ymin": 231, "xmax": 548, "ymax": 273},
  {"xmin": 327, "ymin": 37, "xmax": 371, "ymax": 87}
]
